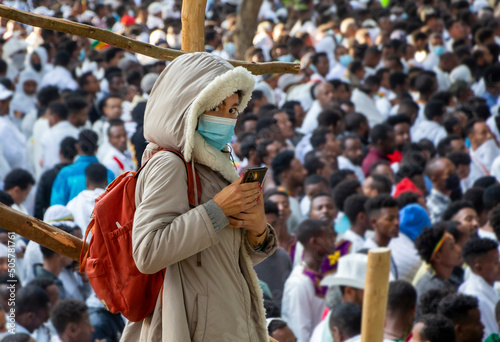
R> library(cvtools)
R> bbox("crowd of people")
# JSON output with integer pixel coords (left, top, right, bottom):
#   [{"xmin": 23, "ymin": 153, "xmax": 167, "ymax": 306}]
[{"xmin": 0, "ymin": 0, "xmax": 499, "ymax": 341}]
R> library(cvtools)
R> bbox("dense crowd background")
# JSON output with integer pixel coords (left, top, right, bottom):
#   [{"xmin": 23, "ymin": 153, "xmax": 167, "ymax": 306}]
[{"xmin": 0, "ymin": 0, "xmax": 500, "ymax": 341}]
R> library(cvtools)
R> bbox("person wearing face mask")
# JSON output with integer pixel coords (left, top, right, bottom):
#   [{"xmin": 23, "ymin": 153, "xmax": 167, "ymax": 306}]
[
  {"xmin": 120, "ymin": 53, "xmax": 277, "ymax": 342},
  {"xmin": 426, "ymin": 158, "xmax": 461, "ymax": 224},
  {"xmin": 423, "ymin": 33, "xmax": 446, "ymax": 70},
  {"xmin": 222, "ymin": 36, "xmax": 236, "ymax": 59},
  {"xmin": 326, "ymin": 45, "xmax": 353, "ymax": 81},
  {"xmin": 467, "ymin": 120, "xmax": 500, "ymax": 181},
  {"xmin": 2, "ymin": 37, "xmax": 28, "ymax": 81}
]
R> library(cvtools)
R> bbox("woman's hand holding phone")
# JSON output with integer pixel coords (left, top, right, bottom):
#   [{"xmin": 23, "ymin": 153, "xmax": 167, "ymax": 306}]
[{"xmin": 213, "ymin": 177, "xmax": 261, "ymax": 217}]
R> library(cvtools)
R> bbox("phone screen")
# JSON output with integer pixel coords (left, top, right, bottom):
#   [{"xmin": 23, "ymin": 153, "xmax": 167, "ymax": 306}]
[{"xmin": 242, "ymin": 167, "xmax": 268, "ymax": 184}]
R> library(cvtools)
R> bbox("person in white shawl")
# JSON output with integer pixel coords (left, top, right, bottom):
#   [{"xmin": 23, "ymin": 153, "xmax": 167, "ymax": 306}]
[
  {"xmin": 10, "ymin": 69, "xmax": 40, "ymax": 131},
  {"xmin": 21, "ymin": 46, "xmax": 52, "ymax": 140},
  {"xmin": 25, "ymin": 46, "xmax": 50, "ymax": 79},
  {"xmin": 0, "ymin": 84, "xmax": 29, "ymax": 172},
  {"xmin": 467, "ymin": 120, "xmax": 499, "ymax": 181}
]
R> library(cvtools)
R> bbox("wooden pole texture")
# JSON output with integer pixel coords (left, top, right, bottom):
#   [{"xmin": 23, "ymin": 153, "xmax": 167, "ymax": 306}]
[
  {"xmin": 0, "ymin": 204, "xmax": 85, "ymax": 262},
  {"xmin": 361, "ymin": 248, "xmax": 391, "ymax": 342},
  {"xmin": 181, "ymin": 0, "xmax": 207, "ymax": 52},
  {"xmin": 233, "ymin": 0, "xmax": 264, "ymax": 60},
  {"xmin": 0, "ymin": 4, "xmax": 300, "ymax": 75}
]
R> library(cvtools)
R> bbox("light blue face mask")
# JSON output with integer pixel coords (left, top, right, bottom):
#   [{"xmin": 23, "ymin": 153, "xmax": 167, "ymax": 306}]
[
  {"xmin": 310, "ymin": 64, "xmax": 318, "ymax": 73},
  {"xmin": 339, "ymin": 54, "xmax": 353, "ymax": 67},
  {"xmin": 335, "ymin": 33, "xmax": 343, "ymax": 43},
  {"xmin": 223, "ymin": 42, "xmax": 235, "ymax": 56},
  {"xmin": 197, "ymin": 114, "xmax": 237, "ymax": 151},
  {"xmin": 432, "ymin": 45, "xmax": 446, "ymax": 57},
  {"xmin": 78, "ymin": 49, "xmax": 86, "ymax": 61}
]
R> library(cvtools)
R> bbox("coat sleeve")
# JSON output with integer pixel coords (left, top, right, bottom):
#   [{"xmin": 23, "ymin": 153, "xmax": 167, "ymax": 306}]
[
  {"xmin": 132, "ymin": 152, "xmax": 221, "ymax": 274},
  {"xmin": 243, "ymin": 224, "xmax": 278, "ymax": 266}
]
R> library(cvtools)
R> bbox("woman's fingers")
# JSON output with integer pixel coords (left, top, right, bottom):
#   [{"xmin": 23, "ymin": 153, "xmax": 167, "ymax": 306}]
[
  {"xmin": 228, "ymin": 216, "xmax": 243, "ymax": 228},
  {"xmin": 239, "ymin": 182, "xmax": 261, "ymax": 192}
]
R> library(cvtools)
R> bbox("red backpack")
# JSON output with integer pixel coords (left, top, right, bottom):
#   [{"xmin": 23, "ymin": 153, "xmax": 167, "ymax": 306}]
[{"xmin": 80, "ymin": 149, "xmax": 201, "ymax": 322}]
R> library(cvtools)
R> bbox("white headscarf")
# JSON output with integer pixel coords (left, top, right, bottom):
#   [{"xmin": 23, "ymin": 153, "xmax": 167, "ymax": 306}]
[
  {"xmin": 25, "ymin": 46, "xmax": 49, "ymax": 77},
  {"xmin": 10, "ymin": 69, "xmax": 39, "ymax": 129},
  {"xmin": 43, "ymin": 205, "xmax": 74, "ymax": 223}
]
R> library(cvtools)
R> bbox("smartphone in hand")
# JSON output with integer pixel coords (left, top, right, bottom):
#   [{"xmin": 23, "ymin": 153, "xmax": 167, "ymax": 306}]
[{"xmin": 241, "ymin": 167, "xmax": 268, "ymax": 184}]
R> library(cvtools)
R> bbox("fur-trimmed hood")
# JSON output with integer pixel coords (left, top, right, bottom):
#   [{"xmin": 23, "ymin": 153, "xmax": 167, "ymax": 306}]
[{"xmin": 143, "ymin": 52, "xmax": 255, "ymax": 182}]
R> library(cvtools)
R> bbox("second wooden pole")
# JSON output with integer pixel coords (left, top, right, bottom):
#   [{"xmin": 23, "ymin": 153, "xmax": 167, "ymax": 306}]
[{"xmin": 361, "ymin": 247, "xmax": 392, "ymax": 342}]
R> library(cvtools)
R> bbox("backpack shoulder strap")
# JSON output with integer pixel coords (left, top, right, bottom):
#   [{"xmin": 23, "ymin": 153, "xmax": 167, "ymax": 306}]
[
  {"xmin": 137, "ymin": 148, "xmax": 202, "ymax": 208},
  {"xmin": 162, "ymin": 149, "xmax": 202, "ymax": 208}
]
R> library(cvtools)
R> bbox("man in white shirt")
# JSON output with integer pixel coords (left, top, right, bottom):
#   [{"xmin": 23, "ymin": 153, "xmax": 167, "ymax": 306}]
[
  {"xmin": 338, "ymin": 136, "xmax": 365, "ymax": 183},
  {"xmin": 350, "ymin": 87, "xmax": 384, "ymax": 128},
  {"xmin": 282, "ymin": 220, "xmax": 335, "ymax": 342},
  {"xmin": 328, "ymin": 302, "xmax": 362, "ymax": 342},
  {"xmin": 362, "ymin": 194, "xmax": 400, "ymax": 278},
  {"xmin": 40, "ymin": 102, "xmax": 80, "ymax": 172},
  {"xmin": 300, "ymin": 82, "xmax": 336, "ymax": 135},
  {"xmin": 467, "ymin": 120, "xmax": 500, "ymax": 181},
  {"xmin": 342, "ymin": 194, "xmax": 370, "ymax": 253},
  {"xmin": 310, "ymin": 52, "xmax": 329, "ymax": 83},
  {"xmin": 445, "ymin": 19, "xmax": 468, "ymax": 52},
  {"xmin": 412, "ymin": 99, "xmax": 447, "ymax": 147},
  {"xmin": 459, "ymin": 238, "xmax": 500, "ymax": 339},
  {"xmin": 433, "ymin": 53, "xmax": 458, "ymax": 91},
  {"xmin": 93, "ymin": 94, "xmax": 123, "ymax": 149},
  {"xmin": 101, "ymin": 119, "xmax": 135, "ymax": 178},
  {"xmin": 253, "ymin": 21, "xmax": 274, "ymax": 61},
  {"xmin": 50, "ymin": 299, "xmax": 95, "ymax": 342},
  {"xmin": 66, "ymin": 162, "xmax": 107, "ymax": 236},
  {"xmin": 390, "ymin": 204, "xmax": 431, "ymax": 282},
  {"xmin": 12, "ymin": 285, "xmax": 50, "ymax": 338},
  {"xmin": 4, "ymin": 168, "xmax": 35, "ymax": 215},
  {"xmin": 40, "ymin": 51, "xmax": 78, "ymax": 91},
  {"xmin": 438, "ymin": 293, "xmax": 485, "ymax": 342}
]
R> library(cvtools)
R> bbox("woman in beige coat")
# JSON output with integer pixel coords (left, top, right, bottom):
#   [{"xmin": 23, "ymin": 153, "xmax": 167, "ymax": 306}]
[{"xmin": 120, "ymin": 52, "xmax": 277, "ymax": 341}]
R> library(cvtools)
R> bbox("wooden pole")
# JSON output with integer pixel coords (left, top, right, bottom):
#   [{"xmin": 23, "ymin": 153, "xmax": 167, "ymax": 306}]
[
  {"xmin": 233, "ymin": 0, "xmax": 264, "ymax": 60},
  {"xmin": 181, "ymin": 0, "xmax": 207, "ymax": 52},
  {"xmin": 0, "ymin": 4, "xmax": 300, "ymax": 75},
  {"xmin": 0, "ymin": 204, "xmax": 85, "ymax": 262},
  {"xmin": 361, "ymin": 248, "xmax": 391, "ymax": 342}
]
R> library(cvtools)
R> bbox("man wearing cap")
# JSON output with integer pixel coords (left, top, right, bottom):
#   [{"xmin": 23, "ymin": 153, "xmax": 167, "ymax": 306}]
[
  {"xmin": 389, "ymin": 203, "xmax": 431, "ymax": 282},
  {"xmin": 311, "ymin": 253, "xmax": 393, "ymax": 342},
  {"xmin": 40, "ymin": 51, "xmax": 78, "ymax": 91}
]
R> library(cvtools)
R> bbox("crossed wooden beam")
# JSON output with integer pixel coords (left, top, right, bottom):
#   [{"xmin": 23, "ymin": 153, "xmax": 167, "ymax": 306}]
[{"xmin": 0, "ymin": 4, "xmax": 300, "ymax": 75}]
